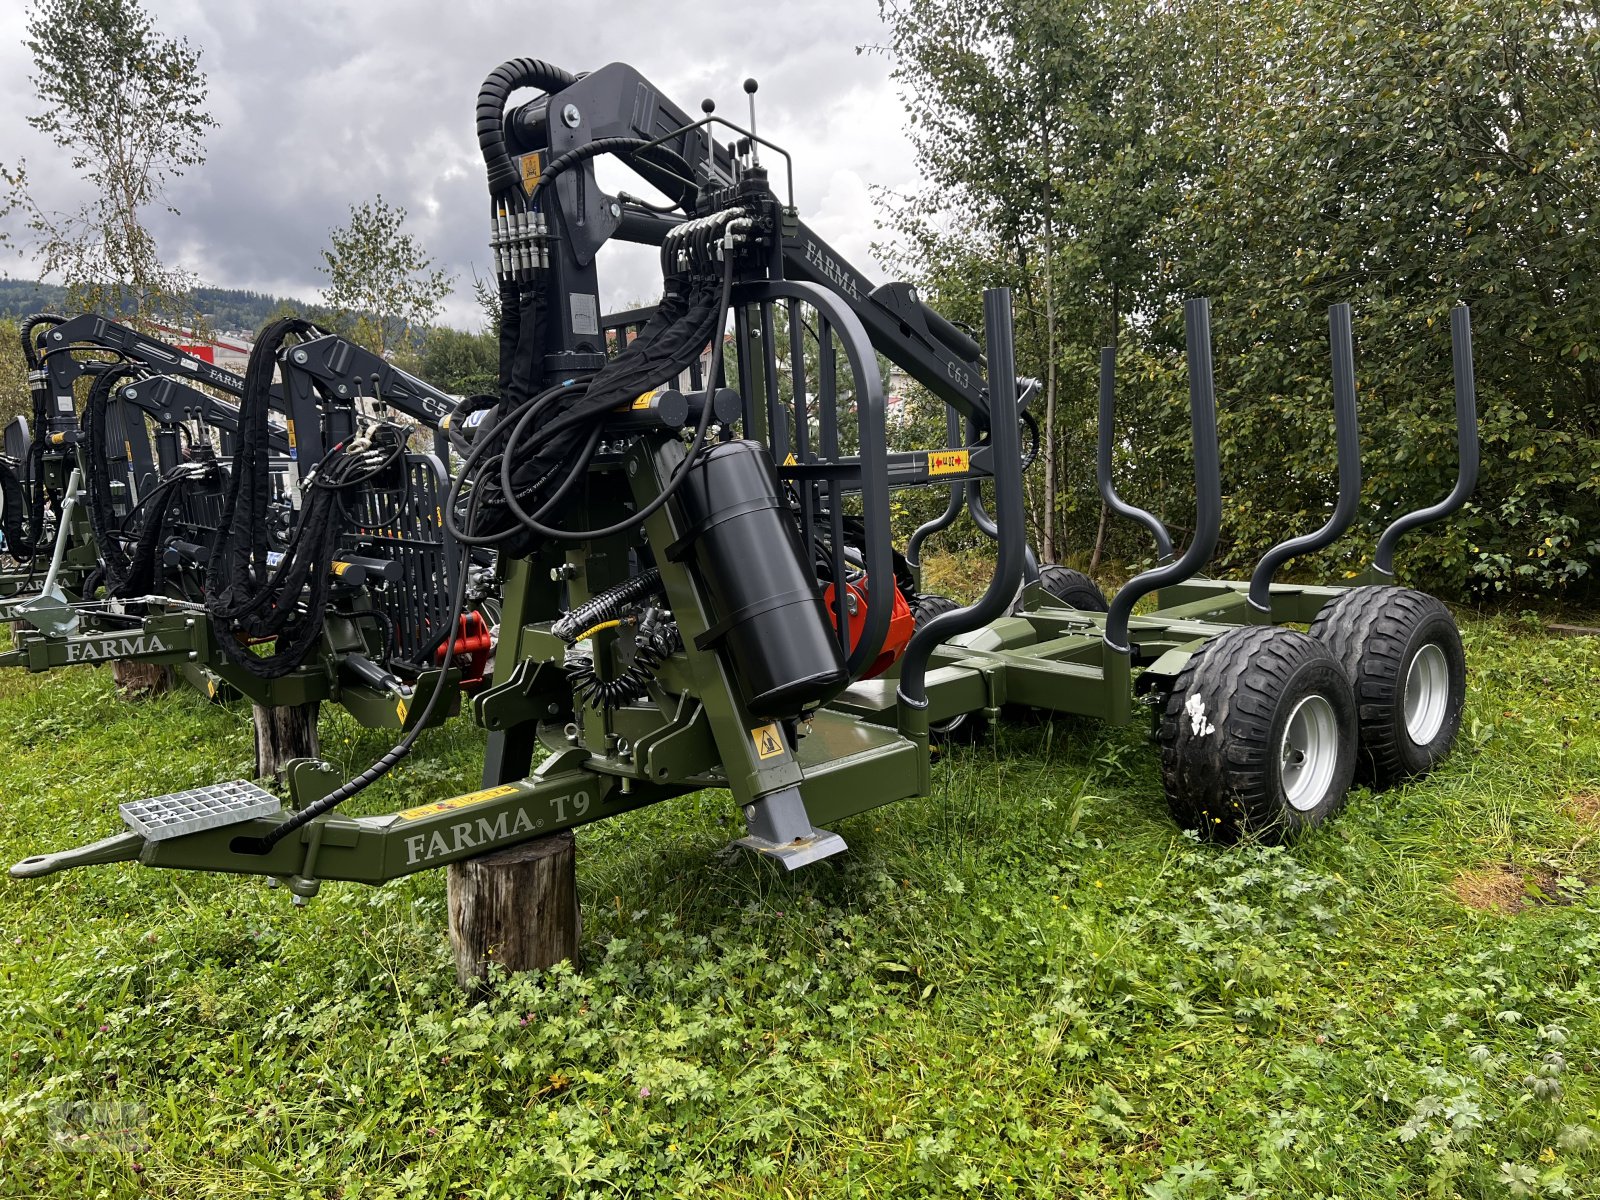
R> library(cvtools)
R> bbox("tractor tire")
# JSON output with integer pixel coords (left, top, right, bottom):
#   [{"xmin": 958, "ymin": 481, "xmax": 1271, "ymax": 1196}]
[
  {"xmin": 1158, "ymin": 625, "xmax": 1357, "ymax": 843},
  {"xmin": 1308, "ymin": 585, "xmax": 1465, "ymax": 789},
  {"xmin": 1037, "ymin": 564, "xmax": 1108, "ymax": 612},
  {"xmin": 911, "ymin": 592, "xmax": 984, "ymax": 742}
]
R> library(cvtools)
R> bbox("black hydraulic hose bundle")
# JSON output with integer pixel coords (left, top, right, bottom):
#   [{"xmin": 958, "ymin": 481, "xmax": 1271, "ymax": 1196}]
[
  {"xmin": 80, "ymin": 363, "xmax": 144, "ymax": 593},
  {"xmin": 1, "ymin": 314, "xmax": 67, "ymax": 559},
  {"xmin": 233, "ymin": 486, "xmax": 481, "ymax": 858},
  {"xmin": 478, "ymin": 59, "xmax": 576, "ymax": 422},
  {"xmin": 463, "ymin": 58, "xmax": 729, "ymax": 549},
  {"xmin": 0, "ymin": 457, "xmax": 38, "ymax": 560},
  {"xmin": 206, "ymin": 318, "xmax": 406, "ymax": 679}
]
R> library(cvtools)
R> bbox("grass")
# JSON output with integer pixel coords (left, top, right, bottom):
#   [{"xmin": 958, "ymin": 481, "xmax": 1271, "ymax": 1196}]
[{"xmin": 2, "ymin": 603, "xmax": 1600, "ymax": 1198}]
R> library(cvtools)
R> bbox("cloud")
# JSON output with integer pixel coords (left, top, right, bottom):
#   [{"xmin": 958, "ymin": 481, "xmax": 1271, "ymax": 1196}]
[{"xmin": 0, "ymin": 0, "xmax": 920, "ymax": 329}]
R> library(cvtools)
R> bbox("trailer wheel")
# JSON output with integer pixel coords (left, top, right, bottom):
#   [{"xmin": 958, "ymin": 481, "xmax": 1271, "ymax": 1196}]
[
  {"xmin": 1308, "ymin": 585, "xmax": 1465, "ymax": 788},
  {"xmin": 1158, "ymin": 625, "xmax": 1357, "ymax": 843},
  {"xmin": 1037, "ymin": 564, "xmax": 1108, "ymax": 612},
  {"xmin": 911, "ymin": 592, "xmax": 983, "ymax": 742}
]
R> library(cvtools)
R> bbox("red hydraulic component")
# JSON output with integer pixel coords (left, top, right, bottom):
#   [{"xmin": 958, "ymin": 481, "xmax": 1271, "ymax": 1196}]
[
  {"xmin": 437, "ymin": 610, "xmax": 494, "ymax": 689},
  {"xmin": 822, "ymin": 575, "xmax": 914, "ymax": 679}
]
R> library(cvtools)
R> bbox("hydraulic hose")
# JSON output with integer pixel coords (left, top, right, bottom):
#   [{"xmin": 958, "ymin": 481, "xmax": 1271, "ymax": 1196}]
[
  {"xmin": 550, "ymin": 569, "xmax": 665, "ymax": 641},
  {"xmin": 477, "ymin": 58, "xmax": 576, "ymax": 198}
]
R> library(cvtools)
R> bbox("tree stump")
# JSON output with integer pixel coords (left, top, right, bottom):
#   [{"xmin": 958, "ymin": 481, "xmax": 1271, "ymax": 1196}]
[
  {"xmin": 253, "ymin": 701, "xmax": 320, "ymax": 782},
  {"xmin": 448, "ymin": 832, "xmax": 579, "ymax": 993},
  {"xmin": 111, "ymin": 661, "xmax": 173, "ymax": 697}
]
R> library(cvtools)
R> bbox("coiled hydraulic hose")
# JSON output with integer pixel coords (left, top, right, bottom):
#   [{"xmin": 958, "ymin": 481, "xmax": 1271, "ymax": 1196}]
[{"xmin": 550, "ymin": 569, "xmax": 665, "ymax": 641}]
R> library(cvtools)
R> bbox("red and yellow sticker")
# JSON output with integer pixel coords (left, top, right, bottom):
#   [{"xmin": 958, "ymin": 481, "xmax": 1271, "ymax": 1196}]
[
  {"xmin": 398, "ymin": 784, "xmax": 519, "ymax": 822},
  {"xmin": 927, "ymin": 449, "xmax": 970, "ymax": 477}
]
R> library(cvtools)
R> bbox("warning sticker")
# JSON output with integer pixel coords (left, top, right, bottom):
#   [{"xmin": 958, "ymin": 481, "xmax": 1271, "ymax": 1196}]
[
  {"xmin": 927, "ymin": 449, "xmax": 970, "ymax": 477},
  {"xmin": 399, "ymin": 784, "xmax": 519, "ymax": 821},
  {"xmin": 631, "ymin": 386, "xmax": 664, "ymax": 411},
  {"xmin": 396, "ymin": 697, "xmax": 409, "ymax": 725},
  {"xmin": 750, "ymin": 723, "xmax": 786, "ymax": 760},
  {"xmin": 782, "ymin": 452, "xmax": 798, "ymax": 467},
  {"xmin": 519, "ymin": 151, "xmax": 542, "ymax": 194}
]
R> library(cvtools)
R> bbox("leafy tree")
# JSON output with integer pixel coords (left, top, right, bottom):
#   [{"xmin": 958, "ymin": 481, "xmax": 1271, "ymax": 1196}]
[
  {"xmin": 877, "ymin": 0, "xmax": 1195, "ymax": 566},
  {"xmin": 0, "ymin": 320, "xmax": 32, "ymax": 432},
  {"xmin": 7, "ymin": 0, "xmax": 215, "ymax": 322},
  {"xmin": 319, "ymin": 195, "xmax": 453, "ymax": 357},
  {"xmin": 880, "ymin": 0, "xmax": 1600, "ymax": 598},
  {"xmin": 418, "ymin": 326, "xmax": 497, "ymax": 396}
]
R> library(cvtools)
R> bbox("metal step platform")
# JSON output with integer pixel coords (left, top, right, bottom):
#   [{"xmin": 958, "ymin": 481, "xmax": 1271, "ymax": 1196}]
[{"xmin": 119, "ymin": 780, "xmax": 282, "ymax": 841}]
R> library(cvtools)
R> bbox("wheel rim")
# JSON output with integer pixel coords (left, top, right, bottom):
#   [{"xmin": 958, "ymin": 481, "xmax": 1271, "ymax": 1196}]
[
  {"xmin": 1404, "ymin": 642, "xmax": 1450, "ymax": 745},
  {"xmin": 1280, "ymin": 693, "xmax": 1339, "ymax": 811}
]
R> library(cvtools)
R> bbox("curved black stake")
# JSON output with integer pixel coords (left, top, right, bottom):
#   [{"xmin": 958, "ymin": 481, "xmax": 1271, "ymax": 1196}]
[
  {"xmin": 905, "ymin": 406, "xmax": 967, "ymax": 571},
  {"xmin": 898, "ymin": 288, "xmax": 1026, "ymax": 708},
  {"xmin": 966, "ymin": 476, "xmax": 1040, "ymax": 584},
  {"xmin": 1098, "ymin": 347, "xmax": 1175, "ymax": 564},
  {"xmin": 1102, "ymin": 298, "xmax": 1221, "ymax": 653},
  {"xmin": 1372, "ymin": 305, "xmax": 1477, "ymax": 576},
  {"xmin": 1247, "ymin": 303, "xmax": 1362, "ymax": 610}
]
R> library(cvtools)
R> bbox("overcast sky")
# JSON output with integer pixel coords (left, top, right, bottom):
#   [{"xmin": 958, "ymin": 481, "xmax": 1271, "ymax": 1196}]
[{"xmin": 0, "ymin": 0, "xmax": 920, "ymax": 329}]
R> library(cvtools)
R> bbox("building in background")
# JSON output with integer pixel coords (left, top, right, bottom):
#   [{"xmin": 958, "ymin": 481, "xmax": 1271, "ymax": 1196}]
[{"xmin": 146, "ymin": 323, "xmax": 253, "ymax": 374}]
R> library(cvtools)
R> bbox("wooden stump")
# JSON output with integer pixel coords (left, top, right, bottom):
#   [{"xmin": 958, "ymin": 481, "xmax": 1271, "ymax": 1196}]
[
  {"xmin": 111, "ymin": 660, "xmax": 173, "ymax": 697},
  {"xmin": 253, "ymin": 701, "xmax": 321, "ymax": 782},
  {"xmin": 448, "ymin": 832, "xmax": 579, "ymax": 993}
]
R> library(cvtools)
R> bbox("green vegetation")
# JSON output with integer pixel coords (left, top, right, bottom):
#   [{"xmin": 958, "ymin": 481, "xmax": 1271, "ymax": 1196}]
[
  {"xmin": 0, "ymin": 279, "xmax": 330, "ymax": 334},
  {"xmin": 880, "ymin": 0, "xmax": 1600, "ymax": 599},
  {"xmin": 2, "ymin": 600, "xmax": 1598, "ymax": 1198}
]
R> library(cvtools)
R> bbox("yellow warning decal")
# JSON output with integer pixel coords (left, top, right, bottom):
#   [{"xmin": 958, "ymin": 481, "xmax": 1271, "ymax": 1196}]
[
  {"xmin": 782, "ymin": 452, "xmax": 798, "ymax": 467},
  {"xmin": 396, "ymin": 697, "xmax": 409, "ymax": 725},
  {"xmin": 286, "ymin": 420, "xmax": 297, "ymax": 449},
  {"xmin": 631, "ymin": 386, "xmax": 664, "ymax": 411},
  {"xmin": 124, "ymin": 440, "xmax": 133, "ymax": 461},
  {"xmin": 927, "ymin": 449, "xmax": 970, "ymax": 477},
  {"xmin": 750, "ymin": 722, "xmax": 786, "ymax": 760},
  {"xmin": 205, "ymin": 677, "xmax": 217, "ymax": 698},
  {"xmin": 520, "ymin": 151, "xmax": 542, "ymax": 195},
  {"xmin": 330, "ymin": 560, "xmax": 351, "ymax": 576},
  {"xmin": 399, "ymin": 784, "xmax": 519, "ymax": 821}
]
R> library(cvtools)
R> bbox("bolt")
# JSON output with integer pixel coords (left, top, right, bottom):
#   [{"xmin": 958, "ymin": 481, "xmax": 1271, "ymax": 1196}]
[
  {"xmin": 125, "ymin": 388, "xmax": 138, "ymax": 400},
  {"xmin": 265, "ymin": 877, "xmax": 279, "ymax": 888},
  {"xmin": 293, "ymin": 349, "xmax": 308, "ymax": 363},
  {"xmin": 627, "ymin": 460, "xmax": 638, "ymax": 477},
  {"xmin": 562, "ymin": 103, "xmax": 581, "ymax": 128},
  {"xmin": 336, "ymin": 384, "xmax": 348, "ymax": 395},
  {"xmin": 609, "ymin": 201, "xmax": 621, "ymax": 219},
  {"xmin": 51, "ymin": 331, "xmax": 62, "ymax": 341},
  {"xmin": 188, "ymin": 651, "xmax": 198, "ymax": 661},
  {"xmin": 292, "ymin": 894, "xmax": 307, "ymax": 907},
  {"xmin": 546, "ymin": 703, "xmax": 561, "ymax": 716}
]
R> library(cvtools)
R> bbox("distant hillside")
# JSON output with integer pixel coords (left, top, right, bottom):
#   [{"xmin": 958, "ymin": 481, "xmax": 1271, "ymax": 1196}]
[{"xmin": 0, "ymin": 279, "xmax": 333, "ymax": 335}]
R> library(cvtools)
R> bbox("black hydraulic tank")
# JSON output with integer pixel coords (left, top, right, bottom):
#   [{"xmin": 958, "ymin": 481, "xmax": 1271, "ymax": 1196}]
[{"xmin": 672, "ymin": 439, "xmax": 847, "ymax": 718}]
